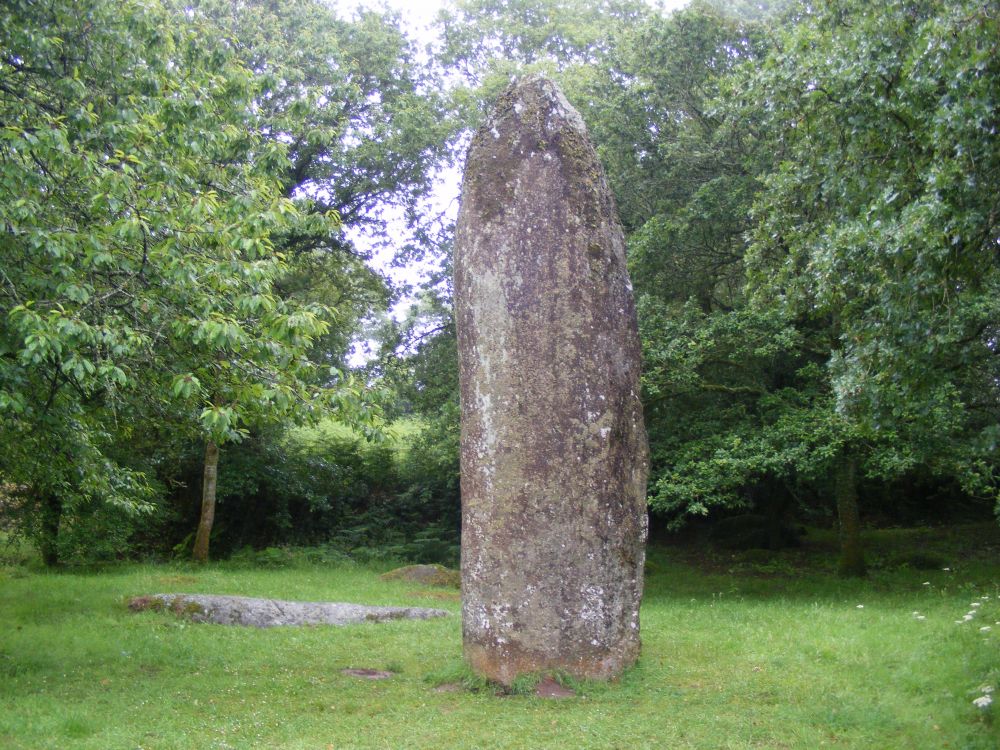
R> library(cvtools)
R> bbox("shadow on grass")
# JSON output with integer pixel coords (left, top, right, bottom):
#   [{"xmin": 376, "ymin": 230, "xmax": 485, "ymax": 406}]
[{"xmin": 642, "ymin": 522, "xmax": 1000, "ymax": 604}]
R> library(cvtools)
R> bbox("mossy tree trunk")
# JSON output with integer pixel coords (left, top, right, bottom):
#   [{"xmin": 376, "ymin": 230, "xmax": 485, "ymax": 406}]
[
  {"xmin": 192, "ymin": 440, "xmax": 220, "ymax": 563},
  {"xmin": 835, "ymin": 451, "xmax": 866, "ymax": 577}
]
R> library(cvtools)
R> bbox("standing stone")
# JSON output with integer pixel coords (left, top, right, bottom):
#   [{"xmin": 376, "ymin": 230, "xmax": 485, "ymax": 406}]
[{"xmin": 455, "ymin": 76, "xmax": 649, "ymax": 686}]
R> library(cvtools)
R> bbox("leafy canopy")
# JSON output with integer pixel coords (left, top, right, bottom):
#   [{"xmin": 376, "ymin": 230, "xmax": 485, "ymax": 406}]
[{"xmin": 0, "ymin": 0, "xmax": 374, "ymax": 516}]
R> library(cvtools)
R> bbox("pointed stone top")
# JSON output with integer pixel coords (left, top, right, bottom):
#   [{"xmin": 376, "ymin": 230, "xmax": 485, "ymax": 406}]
[{"xmin": 484, "ymin": 74, "xmax": 588, "ymax": 140}]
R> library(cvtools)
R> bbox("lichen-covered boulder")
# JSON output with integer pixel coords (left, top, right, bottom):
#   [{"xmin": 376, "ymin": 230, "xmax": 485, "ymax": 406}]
[{"xmin": 454, "ymin": 75, "xmax": 649, "ymax": 685}]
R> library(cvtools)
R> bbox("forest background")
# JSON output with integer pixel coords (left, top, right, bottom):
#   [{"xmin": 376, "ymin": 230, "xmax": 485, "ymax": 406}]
[{"xmin": 1, "ymin": 0, "xmax": 998, "ymax": 576}]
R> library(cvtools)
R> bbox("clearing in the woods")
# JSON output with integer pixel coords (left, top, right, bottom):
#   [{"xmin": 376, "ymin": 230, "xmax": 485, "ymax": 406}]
[{"xmin": 1, "ymin": 525, "xmax": 998, "ymax": 749}]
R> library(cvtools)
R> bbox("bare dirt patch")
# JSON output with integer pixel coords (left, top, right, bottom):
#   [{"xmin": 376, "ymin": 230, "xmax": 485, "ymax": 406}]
[
  {"xmin": 341, "ymin": 668, "xmax": 394, "ymax": 680},
  {"xmin": 535, "ymin": 677, "xmax": 575, "ymax": 699},
  {"xmin": 380, "ymin": 565, "xmax": 459, "ymax": 588}
]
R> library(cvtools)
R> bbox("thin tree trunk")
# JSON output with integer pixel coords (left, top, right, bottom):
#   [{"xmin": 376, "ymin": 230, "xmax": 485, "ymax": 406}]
[
  {"xmin": 835, "ymin": 451, "xmax": 866, "ymax": 577},
  {"xmin": 192, "ymin": 440, "xmax": 220, "ymax": 563},
  {"xmin": 38, "ymin": 492, "xmax": 62, "ymax": 567}
]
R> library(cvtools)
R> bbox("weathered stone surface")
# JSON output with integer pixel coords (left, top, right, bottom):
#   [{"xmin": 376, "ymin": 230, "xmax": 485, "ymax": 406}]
[
  {"xmin": 454, "ymin": 75, "xmax": 649, "ymax": 686},
  {"xmin": 128, "ymin": 594, "xmax": 449, "ymax": 627}
]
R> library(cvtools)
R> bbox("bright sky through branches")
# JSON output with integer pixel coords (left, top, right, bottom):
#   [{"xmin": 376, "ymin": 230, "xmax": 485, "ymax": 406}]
[
  {"xmin": 336, "ymin": 0, "xmax": 692, "ymax": 363},
  {"xmin": 335, "ymin": 0, "xmax": 692, "ymax": 283}
]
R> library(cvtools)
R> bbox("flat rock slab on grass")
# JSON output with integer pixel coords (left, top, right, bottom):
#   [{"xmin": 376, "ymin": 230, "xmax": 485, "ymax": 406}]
[{"xmin": 128, "ymin": 594, "xmax": 449, "ymax": 628}]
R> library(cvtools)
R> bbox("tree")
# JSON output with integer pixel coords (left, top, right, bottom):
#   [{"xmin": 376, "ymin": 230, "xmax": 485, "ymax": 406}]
[
  {"xmin": 0, "ymin": 0, "xmax": 373, "ymax": 564},
  {"xmin": 430, "ymin": 0, "xmax": 806, "ymax": 548},
  {"xmin": 741, "ymin": 0, "xmax": 1000, "ymax": 568},
  {"xmin": 434, "ymin": 0, "xmax": 658, "ymax": 161},
  {"xmin": 178, "ymin": 0, "xmax": 452, "ymax": 268},
  {"xmin": 640, "ymin": 0, "xmax": 999, "ymax": 574},
  {"xmin": 595, "ymin": 4, "xmax": 809, "ymax": 538},
  {"xmin": 159, "ymin": 0, "xmax": 455, "ymax": 559},
  {"xmin": 437, "ymin": 0, "xmax": 650, "ymax": 81}
]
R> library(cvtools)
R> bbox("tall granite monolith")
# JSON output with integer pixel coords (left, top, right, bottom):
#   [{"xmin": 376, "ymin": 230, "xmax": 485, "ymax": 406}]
[{"xmin": 455, "ymin": 76, "xmax": 649, "ymax": 686}]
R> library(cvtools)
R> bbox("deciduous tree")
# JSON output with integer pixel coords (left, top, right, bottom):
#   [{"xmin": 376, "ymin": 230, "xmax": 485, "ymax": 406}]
[{"xmin": 0, "ymin": 0, "xmax": 373, "ymax": 563}]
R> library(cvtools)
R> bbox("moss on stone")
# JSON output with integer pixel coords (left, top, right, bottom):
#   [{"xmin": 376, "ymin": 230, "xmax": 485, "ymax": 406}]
[
  {"xmin": 173, "ymin": 598, "xmax": 206, "ymax": 617},
  {"xmin": 126, "ymin": 595, "xmax": 165, "ymax": 613}
]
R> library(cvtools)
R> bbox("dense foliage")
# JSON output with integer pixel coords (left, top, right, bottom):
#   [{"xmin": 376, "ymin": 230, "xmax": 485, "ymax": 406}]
[
  {"xmin": 0, "ymin": 0, "xmax": 424, "ymax": 562},
  {"xmin": 1, "ymin": 0, "xmax": 997, "ymax": 571},
  {"xmin": 0, "ymin": 0, "xmax": 351, "ymax": 562}
]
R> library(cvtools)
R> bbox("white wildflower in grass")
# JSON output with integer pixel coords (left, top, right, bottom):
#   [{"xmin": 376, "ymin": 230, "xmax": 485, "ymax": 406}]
[
  {"xmin": 971, "ymin": 602, "xmax": 982, "ymax": 607},
  {"xmin": 856, "ymin": 604, "xmax": 864, "ymax": 609},
  {"xmin": 916, "ymin": 615, "xmax": 926, "ymax": 621},
  {"xmin": 922, "ymin": 581, "xmax": 931, "ymax": 586},
  {"xmin": 980, "ymin": 626, "xmax": 992, "ymax": 632},
  {"xmin": 983, "ymin": 686, "xmax": 995, "ymax": 694},
  {"xmin": 973, "ymin": 695, "xmax": 993, "ymax": 709},
  {"xmin": 963, "ymin": 614, "xmax": 975, "ymax": 621},
  {"xmin": 943, "ymin": 567, "xmax": 951, "ymax": 571}
]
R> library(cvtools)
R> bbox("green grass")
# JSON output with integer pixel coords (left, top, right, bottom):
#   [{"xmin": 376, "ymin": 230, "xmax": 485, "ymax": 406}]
[{"xmin": 1, "ymin": 526, "xmax": 999, "ymax": 749}]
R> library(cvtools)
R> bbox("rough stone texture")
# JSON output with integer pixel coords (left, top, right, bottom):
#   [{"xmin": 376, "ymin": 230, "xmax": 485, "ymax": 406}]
[
  {"xmin": 128, "ymin": 594, "xmax": 449, "ymax": 627},
  {"xmin": 454, "ymin": 75, "xmax": 649, "ymax": 686}
]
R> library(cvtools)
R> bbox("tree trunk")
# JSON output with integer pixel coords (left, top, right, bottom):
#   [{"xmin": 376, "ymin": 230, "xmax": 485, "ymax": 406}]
[
  {"xmin": 759, "ymin": 479, "xmax": 791, "ymax": 550},
  {"xmin": 835, "ymin": 451, "xmax": 866, "ymax": 577},
  {"xmin": 192, "ymin": 440, "xmax": 220, "ymax": 563},
  {"xmin": 38, "ymin": 492, "xmax": 62, "ymax": 567}
]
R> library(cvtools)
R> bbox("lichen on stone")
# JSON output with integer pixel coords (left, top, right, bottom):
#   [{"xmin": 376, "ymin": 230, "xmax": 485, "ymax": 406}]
[{"xmin": 454, "ymin": 75, "xmax": 648, "ymax": 686}]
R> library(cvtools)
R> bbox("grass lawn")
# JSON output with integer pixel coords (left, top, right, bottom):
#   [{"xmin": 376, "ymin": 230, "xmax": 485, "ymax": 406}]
[{"xmin": 1, "ymin": 525, "xmax": 998, "ymax": 749}]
